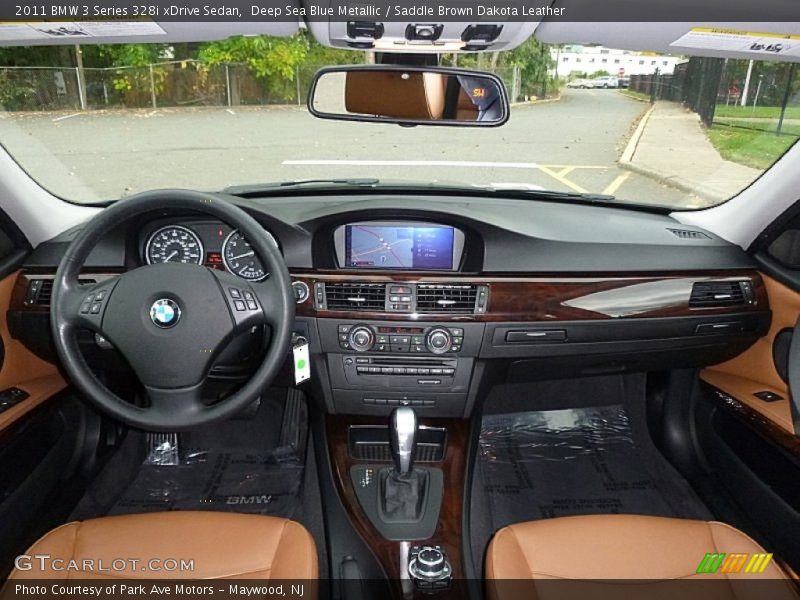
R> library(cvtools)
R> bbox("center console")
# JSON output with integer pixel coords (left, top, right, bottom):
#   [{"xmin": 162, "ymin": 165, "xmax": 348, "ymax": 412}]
[{"xmin": 317, "ymin": 320, "xmax": 486, "ymax": 417}]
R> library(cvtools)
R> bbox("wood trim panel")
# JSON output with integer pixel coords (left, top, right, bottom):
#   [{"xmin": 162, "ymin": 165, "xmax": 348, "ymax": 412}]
[
  {"xmin": 326, "ymin": 415, "xmax": 469, "ymax": 598},
  {"xmin": 701, "ymin": 381, "xmax": 800, "ymax": 458},
  {"xmin": 294, "ymin": 270, "xmax": 767, "ymax": 322},
  {"xmin": 13, "ymin": 270, "xmax": 767, "ymax": 323},
  {"xmin": 700, "ymin": 370, "xmax": 793, "ymax": 434}
]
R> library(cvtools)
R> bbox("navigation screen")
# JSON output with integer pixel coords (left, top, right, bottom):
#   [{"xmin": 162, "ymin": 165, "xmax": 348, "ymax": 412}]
[{"xmin": 345, "ymin": 224, "xmax": 455, "ymax": 269}]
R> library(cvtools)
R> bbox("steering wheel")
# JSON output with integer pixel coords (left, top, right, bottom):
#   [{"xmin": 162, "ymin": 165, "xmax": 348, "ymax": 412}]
[{"xmin": 50, "ymin": 190, "xmax": 295, "ymax": 431}]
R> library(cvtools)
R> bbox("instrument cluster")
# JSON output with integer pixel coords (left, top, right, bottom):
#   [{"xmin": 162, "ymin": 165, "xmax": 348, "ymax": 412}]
[{"xmin": 142, "ymin": 220, "xmax": 277, "ymax": 281}]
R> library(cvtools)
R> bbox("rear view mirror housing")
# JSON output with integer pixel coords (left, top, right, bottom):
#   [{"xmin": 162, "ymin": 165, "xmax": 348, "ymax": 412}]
[{"xmin": 307, "ymin": 65, "xmax": 510, "ymax": 127}]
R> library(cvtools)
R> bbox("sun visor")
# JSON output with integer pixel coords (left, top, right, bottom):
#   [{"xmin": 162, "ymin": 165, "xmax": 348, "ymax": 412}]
[
  {"xmin": 536, "ymin": 21, "xmax": 800, "ymax": 63},
  {"xmin": 0, "ymin": 21, "xmax": 300, "ymax": 47}
]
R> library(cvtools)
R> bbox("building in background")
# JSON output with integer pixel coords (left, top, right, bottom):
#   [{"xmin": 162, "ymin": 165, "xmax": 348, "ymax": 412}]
[{"xmin": 552, "ymin": 45, "xmax": 683, "ymax": 79}]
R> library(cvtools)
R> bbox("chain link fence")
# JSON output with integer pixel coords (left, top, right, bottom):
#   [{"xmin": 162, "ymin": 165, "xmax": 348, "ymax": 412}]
[
  {"xmin": 628, "ymin": 56, "xmax": 799, "ymax": 134},
  {"xmin": 0, "ymin": 60, "xmax": 338, "ymax": 112},
  {"xmin": 0, "ymin": 59, "xmax": 545, "ymax": 112}
]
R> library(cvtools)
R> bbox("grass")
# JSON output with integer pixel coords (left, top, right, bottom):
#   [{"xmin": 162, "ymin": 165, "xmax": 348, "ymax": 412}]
[
  {"xmin": 707, "ymin": 122, "xmax": 799, "ymax": 169},
  {"xmin": 714, "ymin": 119, "xmax": 800, "ymax": 136},
  {"xmin": 714, "ymin": 104, "xmax": 800, "ymax": 119},
  {"xmin": 618, "ymin": 89, "xmax": 651, "ymax": 103}
]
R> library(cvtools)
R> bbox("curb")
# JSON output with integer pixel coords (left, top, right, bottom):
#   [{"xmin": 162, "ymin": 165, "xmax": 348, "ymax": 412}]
[
  {"xmin": 617, "ymin": 90, "xmax": 651, "ymax": 103},
  {"xmin": 619, "ymin": 104, "xmax": 655, "ymax": 164},
  {"xmin": 617, "ymin": 103, "xmax": 729, "ymax": 203},
  {"xmin": 512, "ymin": 94, "xmax": 562, "ymax": 107},
  {"xmin": 618, "ymin": 161, "xmax": 727, "ymax": 204}
]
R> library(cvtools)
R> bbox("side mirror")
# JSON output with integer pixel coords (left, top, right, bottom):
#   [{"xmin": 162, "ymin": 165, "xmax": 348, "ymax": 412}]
[{"xmin": 307, "ymin": 65, "xmax": 509, "ymax": 127}]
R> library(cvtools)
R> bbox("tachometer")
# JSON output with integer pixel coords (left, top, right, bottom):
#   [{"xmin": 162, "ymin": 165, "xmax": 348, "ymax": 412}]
[
  {"xmin": 222, "ymin": 230, "xmax": 272, "ymax": 281},
  {"xmin": 145, "ymin": 225, "xmax": 204, "ymax": 265}
]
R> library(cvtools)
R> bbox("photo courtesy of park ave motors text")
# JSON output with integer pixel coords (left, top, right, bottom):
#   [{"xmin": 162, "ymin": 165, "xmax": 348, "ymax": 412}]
[{"xmin": 0, "ymin": 1, "xmax": 800, "ymax": 599}]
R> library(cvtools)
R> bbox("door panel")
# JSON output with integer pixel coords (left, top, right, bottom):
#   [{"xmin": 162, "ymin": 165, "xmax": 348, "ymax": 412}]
[
  {"xmin": 0, "ymin": 270, "xmax": 65, "ymax": 432},
  {"xmin": 701, "ymin": 273, "xmax": 795, "ymax": 434},
  {"xmin": 697, "ymin": 267, "xmax": 800, "ymax": 571}
]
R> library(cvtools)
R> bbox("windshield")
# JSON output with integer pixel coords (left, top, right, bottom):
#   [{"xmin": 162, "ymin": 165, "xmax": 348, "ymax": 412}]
[{"xmin": 0, "ymin": 35, "xmax": 797, "ymax": 209}]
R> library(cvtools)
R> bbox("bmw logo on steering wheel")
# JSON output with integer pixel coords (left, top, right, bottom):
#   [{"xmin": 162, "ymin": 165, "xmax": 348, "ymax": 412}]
[{"xmin": 150, "ymin": 298, "xmax": 181, "ymax": 328}]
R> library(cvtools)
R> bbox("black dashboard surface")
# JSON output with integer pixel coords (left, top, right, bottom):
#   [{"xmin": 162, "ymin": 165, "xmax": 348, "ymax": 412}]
[{"xmin": 22, "ymin": 193, "xmax": 754, "ymax": 273}]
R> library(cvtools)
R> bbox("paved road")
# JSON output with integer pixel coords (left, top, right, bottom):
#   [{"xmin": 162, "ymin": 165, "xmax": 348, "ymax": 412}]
[{"xmin": 0, "ymin": 89, "xmax": 704, "ymax": 208}]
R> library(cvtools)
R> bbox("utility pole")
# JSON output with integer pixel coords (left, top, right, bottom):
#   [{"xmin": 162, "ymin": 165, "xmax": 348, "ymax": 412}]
[
  {"xmin": 74, "ymin": 44, "xmax": 87, "ymax": 110},
  {"xmin": 740, "ymin": 59, "xmax": 753, "ymax": 107},
  {"xmin": 777, "ymin": 62, "xmax": 797, "ymax": 136}
]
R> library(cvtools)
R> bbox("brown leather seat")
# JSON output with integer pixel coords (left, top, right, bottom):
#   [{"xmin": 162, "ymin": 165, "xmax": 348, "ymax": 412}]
[
  {"xmin": 487, "ymin": 515, "xmax": 794, "ymax": 592},
  {"xmin": 9, "ymin": 511, "xmax": 317, "ymax": 580}
]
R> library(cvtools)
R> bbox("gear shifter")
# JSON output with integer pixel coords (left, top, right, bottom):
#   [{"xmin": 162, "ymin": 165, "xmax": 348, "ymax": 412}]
[
  {"xmin": 382, "ymin": 407, "xmax": 426, "ymax": 521},
  {"xmin": 349, "ymin": 406, "xmax": 444, "ymax": 536},
  {"xmin": 390, "ymin": 407, "xmax": 418, "ymax": 476}
]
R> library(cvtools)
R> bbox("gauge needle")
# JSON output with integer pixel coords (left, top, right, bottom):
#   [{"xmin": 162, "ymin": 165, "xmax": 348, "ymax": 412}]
[
  {"xmin": 230, "ymin": 251, "xmax": 255, "ymax": 260},
  {"xmin": 165, "ymin": 250, "xmax": 178, "ymax": 261}
]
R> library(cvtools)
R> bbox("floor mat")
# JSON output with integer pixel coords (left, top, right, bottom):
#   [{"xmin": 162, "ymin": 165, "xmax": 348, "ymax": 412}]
[
  {"xmin": 479, "ymin": 405, "xmax": 711, "ymax": 531},
  {"xmin": 107, "ymin": 445, "xmax": 304, "ymax": 518}
]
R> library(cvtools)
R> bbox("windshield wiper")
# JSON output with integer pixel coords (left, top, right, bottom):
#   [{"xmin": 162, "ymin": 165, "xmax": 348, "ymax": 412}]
[{"xmin": 225, "ymin": 178, "xmax": 380, "ymax": 194}]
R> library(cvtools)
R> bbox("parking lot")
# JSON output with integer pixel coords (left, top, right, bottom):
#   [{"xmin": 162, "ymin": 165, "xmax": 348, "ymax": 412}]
[{"xmin": 0, "ymin": 89, "xmax": 702, "ymax": 207}]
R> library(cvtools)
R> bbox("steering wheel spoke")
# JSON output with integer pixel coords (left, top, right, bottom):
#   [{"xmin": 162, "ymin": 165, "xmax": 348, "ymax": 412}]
[
  {"xmin": 249, "ymin": 276, "xmax": 288, "ymax": 328},
  {"xmin": 61, "ymin": 278, "xmax": 120, "ymax": 333},
  {"xmin": 145, "ymin": 382, "xmax": 205, "ymax": 421},
  {"xmin": 209, "ymin": 268, "xmax": 272, "ymax": 331}
]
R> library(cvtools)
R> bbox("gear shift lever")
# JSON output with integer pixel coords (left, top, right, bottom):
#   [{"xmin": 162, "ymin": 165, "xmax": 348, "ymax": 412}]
[{"xmin": 389, "ymin": 407, "xmax": 418, "ymax": 476}]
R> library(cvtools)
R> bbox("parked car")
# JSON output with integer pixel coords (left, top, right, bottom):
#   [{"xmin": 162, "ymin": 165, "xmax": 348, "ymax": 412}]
[
  {"xmin": 589, "ymin": 75, "xmax": 620, "ymax": 88},
  {"xmin": 567, "ymin": 78, "xmax": 591, "ymax": 88}
]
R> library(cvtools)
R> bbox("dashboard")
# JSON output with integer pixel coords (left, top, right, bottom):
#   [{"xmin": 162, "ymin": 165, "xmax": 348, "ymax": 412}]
[
  {"xmin": 140, "ymin": 218, "xmax": 277, "ymax": 281},
  {"xmin": 9, "ymin": 192, "xmax": 773, "ymax": 418}
]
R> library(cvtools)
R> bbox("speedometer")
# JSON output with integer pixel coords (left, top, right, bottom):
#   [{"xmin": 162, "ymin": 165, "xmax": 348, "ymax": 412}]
[
  {"xmin": 145, "ymin": 225, "xmax": 204, "ymax": 265},
  {"xmin": 222, "ymin": 230, "xmax": 271, "ymax": 281}
]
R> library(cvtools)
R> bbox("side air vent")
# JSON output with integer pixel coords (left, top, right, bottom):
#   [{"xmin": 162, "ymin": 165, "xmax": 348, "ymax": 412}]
[
  {"xmin": 668, "ymin": 228, "xmax": 711, "ymax": 240},
  {"xmin": 416, "ymin": 284, "xmax": 479, "ymax": 313},
  {"xmin": 689, "ymin": 280, "xmax": 753, "ymax": 308},
  {"xmin": 26, "ymin": 278, "xmax": 96, "ymax": 307},
  {"xmin": 324, "ymin": 282, "xmax": 386, "ymax": 311}
]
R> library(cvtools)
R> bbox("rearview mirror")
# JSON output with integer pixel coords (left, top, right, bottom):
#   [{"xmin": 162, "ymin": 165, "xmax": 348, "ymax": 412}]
[{"xmin": 307, "ymin": 66, "xmax": 509, "ymax": 127}]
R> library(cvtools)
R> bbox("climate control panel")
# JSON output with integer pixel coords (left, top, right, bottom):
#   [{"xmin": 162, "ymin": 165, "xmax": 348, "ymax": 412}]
[{"xmin": 338, "ymin": 324, "xmax": 464, "ymax": 354}]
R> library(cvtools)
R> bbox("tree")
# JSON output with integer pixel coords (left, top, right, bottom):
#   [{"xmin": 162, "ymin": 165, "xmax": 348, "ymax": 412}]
[
  {"xmin": 505, "ymin": 38, "xmax": 554, "ymax": 96},
  {"xmin": 198, "ymin": 34, "xmax": 309, "ymax": 101}
]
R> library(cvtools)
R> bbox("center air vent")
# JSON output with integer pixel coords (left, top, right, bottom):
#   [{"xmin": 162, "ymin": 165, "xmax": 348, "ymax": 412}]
[
  {"xmin": 324, "ymin": 282, "xmax": 386, "ymax": 311},
  {"xmin": 689, "ymin": 280, "xmax": 753, "ymax": 308},
  {"xmin": 416, "ymin": 284, "xmax": 480, "ymax": 313}
]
